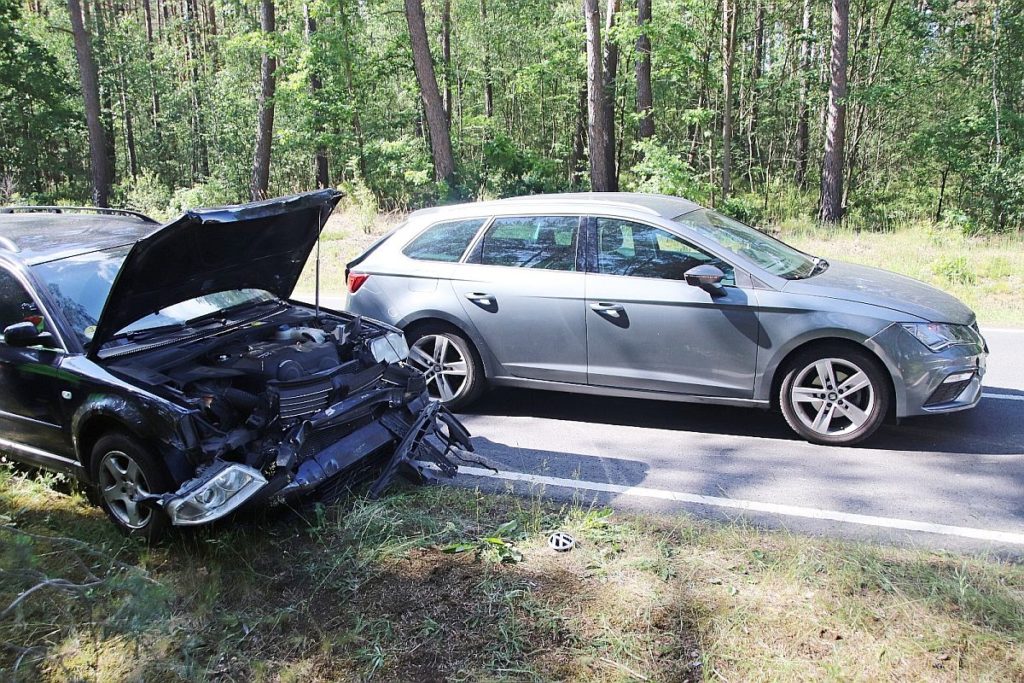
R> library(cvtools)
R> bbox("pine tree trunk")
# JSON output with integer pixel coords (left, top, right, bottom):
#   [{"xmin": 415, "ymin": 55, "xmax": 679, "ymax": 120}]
[
  {"xmin": 91, "ymin": 0, "xmax": 117, "ymax": 187},
  {"xmin": 794, "ymin": 0, "xmax": 812, "ymax": 188},
  {"xmin": 819, "ymin": 0, "xmax": 849, "ymax": 223},
  {"xmin": 749, "ymin": 2, "xmax": 765, "ymax": 167},
  {"xmin": 67, "ymin": 0, "xmax": 111, "ymax": 206},
  {"xmin": 635, "ymin": 0, "xmax": 654, "ymax": 140},
  {"xmin": 118, "ymin": 59, "xmax": 139, "ymax": 178},
  {"xmin": 142, "ymin": 0, "xmax": 160, "ymax": 126},
  {"xmin": 569, "ymin": 84, "xmax": 588, "ymax": 186},
  {"xmin": 600, "ymin": 0, "xmax": 619, "ymax": 189},
  {"xmin": 721, "ymin": 0, "xmax": 738, "ymax": 199},
  {"xmin": 441, "ymin": 0, "xmax": 452, "ymax": 123},
  {"xmin": 338, "ymin": 0, "xmax": 366, "ymax": 177},
  {"xmin": 250, "ymin": 0, "xmax": 276, "ymax": 200},
  {"xmin": 584, "ymin": 0, "xmax": 615, "ymax": 191},
  {"xmin": 480, "ymin": 0, "xmax": 493, "ymax": 117},
  {"xmin": 304, "ymin": 4, "xmax": 329, "ymax": 188},
  {"xmin": 404, "ymin": 0, "xmax": 456, "ymax": 185},
  {"xmin": 844, "ymin": 0, "xmax": 896, "ymax": 207}
]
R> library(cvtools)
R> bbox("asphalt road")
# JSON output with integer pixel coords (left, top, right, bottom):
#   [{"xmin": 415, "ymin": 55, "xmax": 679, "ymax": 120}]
[{"xmin": 304, "ymin": 296, "xmax": 1024, "ymax": 551}]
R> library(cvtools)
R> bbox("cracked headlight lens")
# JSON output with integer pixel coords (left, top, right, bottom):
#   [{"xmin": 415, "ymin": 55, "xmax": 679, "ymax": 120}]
[
  {"xmin": 901, "ymin": 323, "xmax": 979, "ymax": 352},
  {"xmin": 164, "ymin": 463, "xmax": 266, "ymax": 526},
  {"xmin": 369, "ymin": 331, "xmax": 409, "ymax": 364}
]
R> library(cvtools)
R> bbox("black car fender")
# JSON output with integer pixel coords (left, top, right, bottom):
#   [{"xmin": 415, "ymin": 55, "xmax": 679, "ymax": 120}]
[{"xmin": 71, "ymin": 392, "xmax": 198, "ymax": 485}]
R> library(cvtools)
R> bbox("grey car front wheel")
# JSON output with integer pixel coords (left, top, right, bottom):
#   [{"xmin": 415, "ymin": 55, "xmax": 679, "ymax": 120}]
[
  {"xmin": 407, "ymin": 327, "xmax": 484, "ymax": 411},
  {"xmin": 780, "ymin": 346, "xmax": 890, "ymax": 446}
]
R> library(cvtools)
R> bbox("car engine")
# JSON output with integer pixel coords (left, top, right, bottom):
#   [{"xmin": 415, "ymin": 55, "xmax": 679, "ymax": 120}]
[{"xmin": 105, "ymin": 305, "xmax": 474, "ymax": 523}]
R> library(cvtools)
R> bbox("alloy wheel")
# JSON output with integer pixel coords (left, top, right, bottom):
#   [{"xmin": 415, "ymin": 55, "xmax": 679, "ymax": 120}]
[
  {"xmin": 98, "ymin": 450, "xmax": 153, "ymax": 529},
  {"xmin": 408, "ymin": 334, "xmax": 471, "ymax": 403},
  {"xmin": 789, "ymin": 357, "xmax": 876, "ymax": 438}
]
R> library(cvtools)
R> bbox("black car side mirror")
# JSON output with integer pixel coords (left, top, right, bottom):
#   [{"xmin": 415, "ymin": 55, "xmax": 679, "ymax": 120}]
[
  {"xmin": 2, "ymin": 321, "xmax": 54, "ymax": 348},
  {"xmin": 683, "ymin": 264, "xmax": 727, "ymax": 296}
]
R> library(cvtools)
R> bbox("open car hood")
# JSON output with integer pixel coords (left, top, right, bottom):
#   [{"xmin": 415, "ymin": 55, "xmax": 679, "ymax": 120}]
[{"xmin": 89, "ymin": 189, "xmax": 342, "ymax": 355}]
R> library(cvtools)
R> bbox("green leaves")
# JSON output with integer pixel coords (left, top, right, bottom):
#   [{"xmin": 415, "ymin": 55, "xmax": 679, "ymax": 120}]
[{"xmin": 443, "ymin": 519, "xmax": 525, "ymax": 564}]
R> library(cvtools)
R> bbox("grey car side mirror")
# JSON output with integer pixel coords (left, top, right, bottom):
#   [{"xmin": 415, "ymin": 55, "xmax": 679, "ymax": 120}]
[
  {"xmin": 2, "ymin": 321, "xmax": 53, "ymax": 347},
  {"xmin": 683, "ymin": 264, "xmax": 726, "ymax": 296}
]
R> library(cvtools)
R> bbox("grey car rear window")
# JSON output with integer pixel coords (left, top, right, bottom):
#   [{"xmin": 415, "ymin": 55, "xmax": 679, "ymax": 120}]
[
  {"xmin": 477, "ymin": 216, "xmax": 579, "ymax": 271},
  {"xmin": 403, "ymin": 218, "xmax": 487, "ymax": 262}
]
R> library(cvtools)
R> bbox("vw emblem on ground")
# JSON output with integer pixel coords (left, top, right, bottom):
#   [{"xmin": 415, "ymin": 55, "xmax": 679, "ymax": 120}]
[{"xmin": 548, "ymin": 531, "xmax": 576, "ymax": 552}]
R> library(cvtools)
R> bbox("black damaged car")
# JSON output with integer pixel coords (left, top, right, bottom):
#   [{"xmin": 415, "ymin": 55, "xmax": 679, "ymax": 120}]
[{"xmin": 0, "ymin": 190, "xmax": 473, "ymax": 540}]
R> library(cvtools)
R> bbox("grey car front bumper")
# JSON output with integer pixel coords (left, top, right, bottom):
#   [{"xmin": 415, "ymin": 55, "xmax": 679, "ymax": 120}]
[{"xmin": 868, "ymin": 323, "xmax": 988, "ymax": 418}]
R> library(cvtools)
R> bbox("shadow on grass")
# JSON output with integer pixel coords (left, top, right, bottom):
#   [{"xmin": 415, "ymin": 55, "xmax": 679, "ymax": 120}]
[{"xmin": 4, "ymin": 467, "xmax": 1024, "ymax": 681}]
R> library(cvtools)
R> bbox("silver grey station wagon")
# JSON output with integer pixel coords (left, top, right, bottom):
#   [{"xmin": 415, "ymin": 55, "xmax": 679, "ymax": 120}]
[{"xmin": 344, "ymin": 193, "xmax": 987, "ymax": 446}]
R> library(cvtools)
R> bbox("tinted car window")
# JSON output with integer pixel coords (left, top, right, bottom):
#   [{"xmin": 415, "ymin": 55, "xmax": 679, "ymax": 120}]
[
  {"xmin": 403, "ymin": 218, "xmax": 486, "ymax": 262},
  {"xmin": 596, "ymin": 218, "xmax": 734, "ymax": 284},
  {"xmin": 0, "ymin": 268, "xmax": 48, "ymax": 343},
  {"xmin": 478, "ymin": 216, "xmax": 579, "ymax": 271}
]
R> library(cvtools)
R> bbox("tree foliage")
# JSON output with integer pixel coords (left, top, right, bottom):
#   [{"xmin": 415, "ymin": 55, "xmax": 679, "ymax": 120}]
[{"xmin": 1, "ymin": 0, "xmax": 1022, "ymax": 231}]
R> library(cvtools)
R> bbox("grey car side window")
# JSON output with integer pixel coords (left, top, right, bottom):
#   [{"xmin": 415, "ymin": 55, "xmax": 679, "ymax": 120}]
[
  {"xmin": 403, "ymin": 218, "xmax": 487, "ymax": 262},
  {"xmin": 596, "ymin": 218, "xmax": 735, "ymax": 285},
  {"xmin": 477, "ymin": 216, "xmax": 579, "ymax": 271}
]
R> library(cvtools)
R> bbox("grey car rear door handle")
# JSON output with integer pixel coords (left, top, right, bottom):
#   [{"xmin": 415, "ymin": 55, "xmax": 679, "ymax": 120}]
[
  {"xmin": 590, "ymin": 302, "xmax": 625, "ymax": 317},
  {"xmin": 465, "ymin": 292, "xmax": 494, "ymax": 304}
]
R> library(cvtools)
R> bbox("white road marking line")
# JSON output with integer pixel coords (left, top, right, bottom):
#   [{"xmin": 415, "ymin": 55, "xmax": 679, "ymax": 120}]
[
  {"xmin": 983, "ymin": 392, "xmax": 1024, "ymax": 402},
  {"xmin": 455, "ymin": 465, "xmax": 1024, "ymax": 545}
]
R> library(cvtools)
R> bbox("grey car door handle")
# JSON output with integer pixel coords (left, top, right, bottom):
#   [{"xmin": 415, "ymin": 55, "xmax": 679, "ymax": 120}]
[
  {"xmin": 590, "ymin": 302, "xmax": 625, "ymax": 317},
  {"xmin": 465, "ymin": 292, "xmax": 494, "ymax": 304}
]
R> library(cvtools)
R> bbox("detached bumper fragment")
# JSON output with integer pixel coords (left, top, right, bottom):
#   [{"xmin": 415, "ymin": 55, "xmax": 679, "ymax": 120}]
[
  {"xmin": 369, "ymin": 399, "xmax": 473, "ymax": 499},
  {"xmin": 156, "ymin": 395, "xmax": 475, "ymax": 526}
]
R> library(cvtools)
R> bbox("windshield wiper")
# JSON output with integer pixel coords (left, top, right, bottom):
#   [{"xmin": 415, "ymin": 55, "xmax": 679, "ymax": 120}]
[
  {"xmin": 106, "ymin": 298, "xmax": 282, "ymax": 344},
  {"xmin": 185, "ymin": 297, "xmax": 282, "ymax": 327}
]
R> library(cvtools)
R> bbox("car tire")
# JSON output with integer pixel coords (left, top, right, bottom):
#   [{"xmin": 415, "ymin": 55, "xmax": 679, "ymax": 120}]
[
  {"xmin": 405, "ymin": 324, "xmax": 485, "ymax": 411},
  {"xmin": 90, "ymin": 433, "xmax": 173, "ymax": 542},
  {"xmin": 779, "ymin": 344, "xmax": 891, "ymax": 446}
]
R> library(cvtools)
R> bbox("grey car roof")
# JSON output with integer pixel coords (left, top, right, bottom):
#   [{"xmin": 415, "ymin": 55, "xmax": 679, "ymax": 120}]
[
  {"xmin": 0, "ymin": 214, "xmax": 155, "ymax": 265},
  {"xmin": 408, "ymin": 192, "xmax": 703, "ymax": 221}
]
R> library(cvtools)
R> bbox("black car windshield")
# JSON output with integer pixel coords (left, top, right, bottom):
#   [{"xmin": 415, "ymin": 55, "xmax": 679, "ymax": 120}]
[
  {"xmin": 31, "ymin": 246, "xmax": 276, "ymax": 347},
  {"xmin": 672, "ymin": 209, "xmax": 817, "ymax": 279}
]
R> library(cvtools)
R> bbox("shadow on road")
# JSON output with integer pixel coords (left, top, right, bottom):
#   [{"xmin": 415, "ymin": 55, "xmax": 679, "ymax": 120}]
[{"xmin": 463, "ymin": 387, "xmax": 1024, "ymax": 456}]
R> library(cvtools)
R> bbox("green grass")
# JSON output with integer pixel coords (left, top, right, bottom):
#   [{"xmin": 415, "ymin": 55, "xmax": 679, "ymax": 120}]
[{"xmin": 3, "ymin": 465, "xmax": 1024, "ymax": 681}]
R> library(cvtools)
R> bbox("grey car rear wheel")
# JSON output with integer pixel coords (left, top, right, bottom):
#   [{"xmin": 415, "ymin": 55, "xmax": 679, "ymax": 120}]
[
  {"xmin": 406, "ymin": 326, "xmax": 484, "ymax": 411},
  {"xmin": 780, "ymin": 345, "xmax": 890, "ymax": 446}
]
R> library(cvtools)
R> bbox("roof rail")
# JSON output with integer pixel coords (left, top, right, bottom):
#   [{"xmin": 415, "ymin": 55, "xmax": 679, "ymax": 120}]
[{"xmin": 0, "ymin": 206, "xmax": 158, "ymax": 223}]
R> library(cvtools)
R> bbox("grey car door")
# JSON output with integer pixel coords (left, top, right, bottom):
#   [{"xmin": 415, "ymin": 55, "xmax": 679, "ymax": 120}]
[
  {"xmin": 453, "ymin": 215, "xmax": 587, "ymax": 383},
  {"xmin": 585, "ymin": 216, "xmax": 761, "ymax": 398}
]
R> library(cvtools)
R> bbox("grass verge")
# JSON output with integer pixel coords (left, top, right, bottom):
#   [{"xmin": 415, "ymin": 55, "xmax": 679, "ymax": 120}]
[{"xmin": 2, "ymin": 465, "xmax": 1023, "ymax": 681}]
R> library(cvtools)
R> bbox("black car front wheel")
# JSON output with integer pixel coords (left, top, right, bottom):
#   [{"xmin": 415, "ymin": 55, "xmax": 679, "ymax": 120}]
[
  {"xmin": 780, "ymin": 345, "xmax": 891, "ymax": 446},
  {"xmin": 90, "ymin": 433, "xmax": 172, "ymax": 542}
]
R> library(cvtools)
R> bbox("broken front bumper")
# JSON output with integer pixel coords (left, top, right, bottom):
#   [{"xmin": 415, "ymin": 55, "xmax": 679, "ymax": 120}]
[{"xmin": 157, "ymin": 390, "xmax": 474, "ymax": 527}]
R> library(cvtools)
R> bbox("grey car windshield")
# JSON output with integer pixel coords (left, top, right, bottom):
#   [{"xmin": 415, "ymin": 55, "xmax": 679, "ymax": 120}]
[
  {"xmin": 31, "ymin": 246, "xmax": 275, "ymax": 346},
  {"xmin": 673, "ymin": 209, "xmax": 816, "ymax": 279}
]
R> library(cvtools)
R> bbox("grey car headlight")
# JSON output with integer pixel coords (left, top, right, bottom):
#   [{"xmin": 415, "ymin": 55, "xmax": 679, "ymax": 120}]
[
  {"xmin": 900, "ymin": 322, "xmax": 979, "ymax": 352},
  {"xmin": 164, "ymin": 463, "xmax": 267, "ymax": 526},
  {"xmin": 369, "ymin": 331, "xmax": 410, "ymax": 364}
]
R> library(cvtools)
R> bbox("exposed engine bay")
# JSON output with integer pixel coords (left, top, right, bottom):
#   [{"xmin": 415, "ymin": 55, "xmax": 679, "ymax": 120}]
[{"xmin": 106, "ymin": 304, "xmax": 478, "ymax": 526}]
